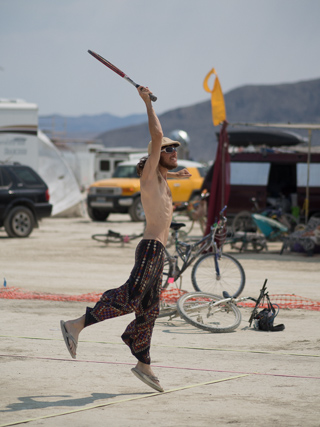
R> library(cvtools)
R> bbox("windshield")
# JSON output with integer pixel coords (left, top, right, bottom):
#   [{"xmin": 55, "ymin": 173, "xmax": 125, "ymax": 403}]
[{"xmin": 113, "ymin": 165, "xmax": 139, "ymax": 178}]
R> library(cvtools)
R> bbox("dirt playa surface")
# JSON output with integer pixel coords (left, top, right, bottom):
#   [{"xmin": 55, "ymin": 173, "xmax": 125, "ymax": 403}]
[{"xmin": 1, "ymin": 214, "xmax": 319, "ymax": 426}]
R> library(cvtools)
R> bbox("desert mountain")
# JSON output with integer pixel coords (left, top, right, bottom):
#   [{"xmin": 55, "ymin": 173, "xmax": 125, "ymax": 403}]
[
  {"xmin": 40, "ymin": 78, "xmax": 320, "ymax": 162},
  {"xmin": 97, "ymin": 78, "xmax": 320, "ymax": 162}
]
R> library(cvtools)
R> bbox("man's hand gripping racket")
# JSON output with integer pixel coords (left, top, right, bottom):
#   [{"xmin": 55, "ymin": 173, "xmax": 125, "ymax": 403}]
[{"xmin": 88, "ymin": 50, "xmax": 157, "ymax": 102}]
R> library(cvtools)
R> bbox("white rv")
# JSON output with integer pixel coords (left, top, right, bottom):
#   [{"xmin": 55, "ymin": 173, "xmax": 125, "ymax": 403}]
[
  {"xmin": 59, "ymin": 145, "xmax": 147, "ymax": 192},
  {"xmin": 90, "ymin": 146, "xmax": 147, "ymax": 181},
  {"xmin": 0, "ymin": 99, "xmax": 82, "ymax": 216}
]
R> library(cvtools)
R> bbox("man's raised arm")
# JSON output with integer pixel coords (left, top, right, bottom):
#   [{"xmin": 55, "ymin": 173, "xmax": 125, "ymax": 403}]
[{"xmin": 138, "ymin": 86, "xmax": 163, "ymax": 159}]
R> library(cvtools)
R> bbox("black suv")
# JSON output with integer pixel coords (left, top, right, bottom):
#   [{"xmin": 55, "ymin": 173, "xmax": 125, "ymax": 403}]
[{"xmin": 0, "ymin": 164, "xmax": 52, "ymax": 238}]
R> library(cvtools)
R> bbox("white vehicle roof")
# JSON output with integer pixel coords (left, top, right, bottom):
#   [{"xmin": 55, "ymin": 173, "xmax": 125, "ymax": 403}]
[{"xmin": 118, "ymin": 158, "xmax": 205, "ymax": 168}]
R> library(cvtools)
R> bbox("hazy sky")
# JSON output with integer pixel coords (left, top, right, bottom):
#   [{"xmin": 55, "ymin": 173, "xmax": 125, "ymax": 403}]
[{"xmin": 1, "ymin": 0, "xmax": 320, "ymax": 117}]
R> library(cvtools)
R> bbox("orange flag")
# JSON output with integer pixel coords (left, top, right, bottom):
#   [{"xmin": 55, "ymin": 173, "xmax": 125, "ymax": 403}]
[{"xmin": 203, "ymin": 68, "xmax": 226, "ymax": 126}]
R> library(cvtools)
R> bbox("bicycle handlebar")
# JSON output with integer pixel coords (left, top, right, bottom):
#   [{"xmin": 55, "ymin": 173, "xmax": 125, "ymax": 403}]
[{"xmin": 220, "ymin": 205, "xmax": 227, "ymax": 215}]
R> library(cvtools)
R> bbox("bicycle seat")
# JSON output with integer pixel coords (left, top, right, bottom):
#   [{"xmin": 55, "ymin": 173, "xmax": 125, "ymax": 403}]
[
  {"xmin": 170, "ymin": 222, "xmax": 186, "ymax": 231},
  {"xmin": 107, "ymin": 230, "xmax": 122, "ymax": 238}
]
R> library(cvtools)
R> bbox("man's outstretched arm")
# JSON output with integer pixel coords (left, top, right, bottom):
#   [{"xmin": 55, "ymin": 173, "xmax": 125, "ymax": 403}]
[{"xmin": 167, "ymin": 169, "xmax": 192, "ymax": 179}]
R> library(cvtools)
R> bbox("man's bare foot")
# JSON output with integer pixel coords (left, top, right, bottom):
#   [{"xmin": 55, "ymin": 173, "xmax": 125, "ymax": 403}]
[
  {"xmin": 135, "ymin": 361, "xmax": 156, "ymax": 377},
  {"xmin": 60, "ymin": 315, "xmax": 85, "ymax": 359},
  {"xmin": 131, "ymin": 361, "xmax": 164, "ymax": 392}
]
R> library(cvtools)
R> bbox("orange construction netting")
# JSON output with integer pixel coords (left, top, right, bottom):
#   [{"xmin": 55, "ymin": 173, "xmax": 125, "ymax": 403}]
[
  {"xmin": 237, "ymin": 295, "xmax": 320, "ymax": 311},
  {"xmin": 160, "ymin": 288, "xmax": 320, "ymax": 311},
  {"xmin": 1, "ymin": 286, "xmax": 320, "ymax": 311},
  {"xmin": 0, "ymin": 287, "xmax": 102, "ymax": 303}
]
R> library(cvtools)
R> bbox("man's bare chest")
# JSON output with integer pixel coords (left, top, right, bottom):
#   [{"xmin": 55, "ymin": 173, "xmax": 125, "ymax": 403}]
[{"xmin": 157, "ymin": 173, "xmax": 172, "ymax": 199}]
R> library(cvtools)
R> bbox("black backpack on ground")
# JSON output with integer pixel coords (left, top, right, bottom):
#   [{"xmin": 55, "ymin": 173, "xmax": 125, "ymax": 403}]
[
  {"xmin": 249, "ymin": 279, "xmax": 285, "ymax": 332},
  {"xmin": 255, "ymin": 300, "xmax": 285, "ymax": 332}
]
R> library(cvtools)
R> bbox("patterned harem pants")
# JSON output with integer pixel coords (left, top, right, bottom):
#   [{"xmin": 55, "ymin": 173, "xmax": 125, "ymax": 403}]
[{"xmin": 84, "ymin": 239, "xmax": 165, "ymax": 365}]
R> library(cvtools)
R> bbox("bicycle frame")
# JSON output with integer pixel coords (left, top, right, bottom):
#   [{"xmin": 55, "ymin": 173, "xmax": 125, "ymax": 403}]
[
  {"xmin": 179, "ymin": 284, "xmax": 262, "ymax": 320},
  {"xmin": 219, "ymin": 278, "xmax": 268, "ymax": 326},
  {"xmin": 167, "ymin": 206, "xmax": 228, "ymax": 281}
]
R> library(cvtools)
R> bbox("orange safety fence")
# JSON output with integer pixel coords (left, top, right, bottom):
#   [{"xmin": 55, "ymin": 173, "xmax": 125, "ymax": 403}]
[
  {"xmin": 160, "ymin": 288, "xmax": 320, "ymax": 311},
  {"xmin": 0, "ymin": 287, "xmax": 102, "ymax": 303},
  {"xmin": 1, "ymin": 286, "xmax": 320, "ymax": 311},
  {"xmin": 237, "ymin": 294, "xmax": 320, "ymax": 311},
  {"xmin": 160, "ymin": 288, "xmax": 188, "ymax": 302}
]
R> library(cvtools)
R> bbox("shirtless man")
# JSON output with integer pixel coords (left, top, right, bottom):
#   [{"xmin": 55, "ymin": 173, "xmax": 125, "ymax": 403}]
[{"xmin": 60, "ymin": 86, "xmax": 191, "ymax": 392}]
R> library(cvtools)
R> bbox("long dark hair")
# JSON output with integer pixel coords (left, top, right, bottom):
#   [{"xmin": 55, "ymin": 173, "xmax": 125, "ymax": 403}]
[{"xmin": 136, "ymin": 156, "xmax": 149, "ymax": 177}]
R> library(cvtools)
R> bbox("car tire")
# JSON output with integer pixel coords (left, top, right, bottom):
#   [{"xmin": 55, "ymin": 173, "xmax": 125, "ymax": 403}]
[
  {"xmin": 4, "ymin": 206, "xmax": 35, "ymax": 238},
  {"xmin": 87, "ymin": 207, "xmax": 110, "ymax": 222},
  {"xmin": 186, "ymin": 192, "xmax": 201, "ymax": 220},
  {"xmin": 129, "ymin": 197, "xmax": 145, "ymax": 222}
]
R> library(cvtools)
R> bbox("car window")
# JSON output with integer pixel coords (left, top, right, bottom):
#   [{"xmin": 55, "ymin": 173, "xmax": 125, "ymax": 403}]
[
  {"xmin": 197, "ymin": 166, "xmax": 207, "ymax": 178},
  {"xmin": 114, "ymin": 160, "xmax": 123, "ymax": 169},
  {"xmin": 0, "ymin": 168, "xmax": 13, "ymax": 187},
  {"xmin": 113, "ymin": 165, "xmax": 139, "ymax": 178},
  {"xmin": 12, "ymin": 167, "xmax": 43, "ymax": 186}
]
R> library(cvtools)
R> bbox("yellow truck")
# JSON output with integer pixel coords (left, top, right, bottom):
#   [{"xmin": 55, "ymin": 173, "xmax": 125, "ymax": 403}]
[{"xmin": 87, "ymin": 159, "xmax": 206, "ymax": 221}]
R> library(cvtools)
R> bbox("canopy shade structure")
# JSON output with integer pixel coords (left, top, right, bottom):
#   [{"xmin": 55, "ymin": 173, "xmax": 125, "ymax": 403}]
[
  {"xmin": 232, "ymin": 123, "xmax": 320, "ymax": 130},
  {"xmin": 219, "ymin": 129, "xmax": 307, "ymax": 147}
]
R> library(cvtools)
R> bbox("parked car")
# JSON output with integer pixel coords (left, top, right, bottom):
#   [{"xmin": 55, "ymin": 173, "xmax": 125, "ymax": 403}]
[
  {"xmin": 0, "ymin": 163, "xmax": 53, "ymax": 237},
  {"xmin": 87, "ymin": 159, "xmax": 206, "ymax": 221}
]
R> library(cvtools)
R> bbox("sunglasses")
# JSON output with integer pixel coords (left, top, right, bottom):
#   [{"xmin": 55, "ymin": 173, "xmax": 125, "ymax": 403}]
[{"xmin": 161, "ymin": 146, "xmax": 178, "ymax": 153}]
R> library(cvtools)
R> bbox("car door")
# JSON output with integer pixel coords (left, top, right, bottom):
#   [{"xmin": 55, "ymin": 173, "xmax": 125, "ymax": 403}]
[{"xmin": 0, "ymin": 167, "xmax": 14, "ymax": 214}]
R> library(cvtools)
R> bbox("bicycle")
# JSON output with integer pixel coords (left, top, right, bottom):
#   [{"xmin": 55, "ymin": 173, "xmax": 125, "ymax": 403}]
[
  {"xmin": 230, "ymin": 197, "xmax": 300, "ymax": 252},
  {"xmin": 159, "ymin": 206, "xmax": 246, "ymax": 317},
  {"xmin": 176, "ymin": 279, "xmax": 271, "ymax": 333},
  {"xmin": 171, "ymin": 191, "xmax": 209, "ymax": 238},
  {"xmin": 165, "ymin": 192, "xmax": 210, "ymax": 249},
  {"xmin": 92, "ymin": 228, "xmax": 144, "ymax": 246},
  {"xmin": 232, "ymin": 197, "xmax": 299, "ymax": 236}
]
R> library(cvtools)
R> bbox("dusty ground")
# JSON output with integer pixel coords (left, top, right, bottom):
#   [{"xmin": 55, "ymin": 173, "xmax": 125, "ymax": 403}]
[{"xmin": 0, "ymin": 214, "xmax": 319, "ymax": 427}]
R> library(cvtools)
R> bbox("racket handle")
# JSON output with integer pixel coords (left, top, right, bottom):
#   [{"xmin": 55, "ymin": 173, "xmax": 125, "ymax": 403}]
[
  {"xmin": 136, "ymin": 83, "xmax": 157, "ymax": 102},
  {"xmin": 149, "ymin": 94, "xmax": 157, "ymax": 102}
]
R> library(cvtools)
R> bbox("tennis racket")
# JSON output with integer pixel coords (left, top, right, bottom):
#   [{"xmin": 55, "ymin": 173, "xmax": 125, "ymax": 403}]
[{"xmin": 88, "ymin": 50, "xmax": 157, "ymax": 102}]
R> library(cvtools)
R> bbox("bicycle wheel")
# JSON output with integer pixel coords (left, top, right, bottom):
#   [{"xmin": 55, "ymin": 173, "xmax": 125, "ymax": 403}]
[
  {"xmin": 162, "ymin": 251, "xmax": 173, "ymax": 289},
  {"xmin": 158, "ymin": 300, "xmax": 178, "ymax": 318},
  {"xmin": 281, "ymin": 213, "xmax": 299, "ymax": 233},
  {"xmin": 158, "ymin": 288, "xmax": 187, "ymax": 318},
  {"xmin": 232, "ymin": 211, "xmax": 257, "ymax": 234},
  {"xmin": 177, "ymin": 292, "xmax": 242, "ymax": 333},
  {"xmin": 191, "ymin": 253, "xmax": 245, "ymax": 297},
  {"xmin": 91, "ymin": 234, "xmax": 110, "ymax": 244}
]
